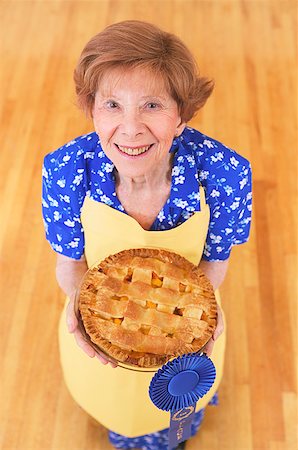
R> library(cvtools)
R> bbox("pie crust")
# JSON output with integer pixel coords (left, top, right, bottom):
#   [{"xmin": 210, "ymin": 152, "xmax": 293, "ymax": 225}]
[{"xmin": 77, "ymin": 248, "xmax": 217, "ymax": 368}]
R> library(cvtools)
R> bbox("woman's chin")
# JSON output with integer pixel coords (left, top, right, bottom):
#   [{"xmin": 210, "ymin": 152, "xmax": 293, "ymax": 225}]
[{"xmin": 114, "ymin": 163, "xmax": 153, "ymax": 179}]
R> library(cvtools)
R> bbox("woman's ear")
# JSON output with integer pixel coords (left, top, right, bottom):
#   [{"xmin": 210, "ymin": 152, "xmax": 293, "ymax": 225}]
[{"xmin": 175, "ymin": 121, "xmax": 186, "ymax": 137}]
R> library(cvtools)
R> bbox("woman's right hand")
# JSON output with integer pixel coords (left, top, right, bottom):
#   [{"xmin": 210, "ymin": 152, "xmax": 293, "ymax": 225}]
[
  {"xmin": 66, "ymin": 295, "xmax": 118, "ymax": 368},
  {"xmin": 56, "ymin": 253, "xmax": 117, "ymax": 368}
]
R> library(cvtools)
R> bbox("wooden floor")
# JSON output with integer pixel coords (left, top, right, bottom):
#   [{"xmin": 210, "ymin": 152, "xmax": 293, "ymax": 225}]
[{"xmin": 0, "ymin": 1, "xmax": 297, "ymax": 449}]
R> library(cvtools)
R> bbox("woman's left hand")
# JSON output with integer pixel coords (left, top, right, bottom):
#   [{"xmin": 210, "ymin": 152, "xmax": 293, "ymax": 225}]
[{"xmin": 203, "ymin": 303, "xmax": 224, "ymax": 356}]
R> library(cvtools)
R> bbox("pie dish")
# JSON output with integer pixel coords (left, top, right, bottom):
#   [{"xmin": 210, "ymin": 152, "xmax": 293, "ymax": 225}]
[{"xmin": 77, "ymin": 248, "xmax": 217, "ymax": 368}]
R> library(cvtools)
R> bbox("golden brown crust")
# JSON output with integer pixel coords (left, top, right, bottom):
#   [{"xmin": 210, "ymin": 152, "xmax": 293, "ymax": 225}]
[{"xmin": 78, "ymin": 248, "xmax": 217, "ymax": 368}]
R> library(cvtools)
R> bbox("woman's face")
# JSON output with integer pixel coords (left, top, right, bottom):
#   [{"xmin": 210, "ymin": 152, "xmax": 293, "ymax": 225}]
[{"xmin": 92, "ymin": 67, "xmax": 185, "ymax": 178}]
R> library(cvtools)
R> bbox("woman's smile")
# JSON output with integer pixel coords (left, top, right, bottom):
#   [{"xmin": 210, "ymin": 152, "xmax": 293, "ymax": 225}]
[{"xmin": 114, "ymin": 143, "xmax": 154, "ymax": 157}]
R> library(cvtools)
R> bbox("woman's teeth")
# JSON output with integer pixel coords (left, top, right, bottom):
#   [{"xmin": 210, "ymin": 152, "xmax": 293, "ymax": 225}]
[{"xmin": 117, "ymin": 144, "xmax": 151, "ymax": 156}]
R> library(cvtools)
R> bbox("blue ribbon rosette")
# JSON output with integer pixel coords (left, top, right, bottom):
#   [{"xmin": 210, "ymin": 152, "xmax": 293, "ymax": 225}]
[{"xmin": 149, "ymin": 352, "xmax": 216, "ymax": 450}]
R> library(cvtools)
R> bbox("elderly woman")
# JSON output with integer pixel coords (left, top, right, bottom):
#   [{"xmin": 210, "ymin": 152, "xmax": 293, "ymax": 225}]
[{"xmin": 42, "ymin": 20, "xmax": 252, "ymax": 450}]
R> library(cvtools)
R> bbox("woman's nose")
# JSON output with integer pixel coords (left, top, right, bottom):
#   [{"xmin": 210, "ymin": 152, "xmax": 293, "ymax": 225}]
[{"xmin": 119, "ymin": 109, "xmax": 146, "ymax": 138}]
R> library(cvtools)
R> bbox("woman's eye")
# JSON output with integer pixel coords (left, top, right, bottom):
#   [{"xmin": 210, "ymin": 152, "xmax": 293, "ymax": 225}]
[
  {"xmin": 146, "ymin": 102, "xmax": 160, "ymax": 109},
  {"xmin": 106, "ymin": 101, "xmax": 119, "ymax": 109}
]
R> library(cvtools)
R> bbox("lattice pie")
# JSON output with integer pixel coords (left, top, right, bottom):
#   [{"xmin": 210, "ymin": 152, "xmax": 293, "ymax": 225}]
[{"xmin": 78, "ymin": 248, "xmax": 217, "ymax": 368}]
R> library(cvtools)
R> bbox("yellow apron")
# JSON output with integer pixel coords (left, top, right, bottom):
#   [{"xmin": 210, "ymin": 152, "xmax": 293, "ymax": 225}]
[{"xmin": 58, "ymin": 187, "xmax": 226, "ymax": 437}]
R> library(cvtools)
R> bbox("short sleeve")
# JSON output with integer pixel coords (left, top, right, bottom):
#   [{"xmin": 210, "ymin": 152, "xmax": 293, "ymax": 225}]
[
  {"xmin": 42, "ymin": 143, "xmax": 88, "ymax": 260},
  {"xmin": 197, "ymin": 138, "xmax": 252, "ymax": 261}
]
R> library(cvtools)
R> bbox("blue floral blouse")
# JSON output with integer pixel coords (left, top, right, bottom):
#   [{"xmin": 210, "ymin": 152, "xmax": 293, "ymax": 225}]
[{"xmin": 42, "ymin": 126, "xmax": 252, "ymax": 261}]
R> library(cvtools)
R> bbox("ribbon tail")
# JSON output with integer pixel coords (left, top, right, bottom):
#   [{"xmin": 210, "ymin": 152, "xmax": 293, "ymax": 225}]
[{"xmin": 168, "ymin": 404, "xmax": 196, "ymax": 449}]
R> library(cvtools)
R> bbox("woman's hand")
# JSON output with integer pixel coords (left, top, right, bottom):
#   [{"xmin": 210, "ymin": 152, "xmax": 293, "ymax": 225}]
[
  {"xmin": 56, "ymin": 254, "xmax": 117, "ymax": 368},
  {"xmin": 66, "ymin": 295, "xmax": 118, "ymax": 367},
  {"xmin": 198, "ymin": 259, "xmax": 228, "ymax": 356},
  {"xmin": 203, "ymin": 303, "xmax": 224, "ymax": 356}
]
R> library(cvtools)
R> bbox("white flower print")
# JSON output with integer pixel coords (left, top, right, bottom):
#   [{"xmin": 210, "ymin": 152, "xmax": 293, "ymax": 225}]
[
  {"xmin": 230, "ymin": 156, "xmax": 239, "ymax": 167},
  {"xmin": 188, "ymin": 191, "xmax": 200, "ymax": 201},
  {"xmin": 174, "ymin": 175, "xmax": 185, "ymax": 185},
  {"xmin": 211, "ymin": 152, "xmax": 224, "ymax": 162},
  {"xmin": 84, "ymin": 151, "xmax": 94, "ymax": 159},
  {"xmin": 62, "ymin": 154, "xmax": 71, "ymax": 162},
  {"xmin": 173, "ymin": 198, "xmax": 188, "ymax": 208},
  {"xmin": 239, "ymin": 177, "xmax": 248, "ymax": 189},
  {"xmin": 42, "ymin": 166, "xmax": 48, "ymax": 179},
  {"xmin": 210, "ymin": 189, "xmax": 220, "ymax": 198},
  {"xmin": 53, "ymin": 211, "xmax": 61, "ymax": 221},
  {"xmin": 199, "ymin": 170, "xmax": 209, "ymax": 180},
  {"xmin": 73, "ymin": 174, "xmax": 83, "ymax": 186},
  {"xmin": 230, "ymin": 200, "xmax": 240, "ymax": 210},
  {"xmin": 100, "ymin": 194, "xmax": 113, "ymax": 205},
  {"xmin": 60, "ymin": 195, "xmax": 70, "ymax": 203},
  {"xmin": 102, "ymin": 162, "xmax": 114, "ymax": 173},
  {"xmin": 210, "ymin": 233, "xmax": 222, "ymax": 244},
  {"xmin": 42, "ymin": 198, "xmax": 49, "ymax": 208},
  {"xmin": 52, "ymin": 243, "xmax": 63, "ymax": 252},
  {"xmin": 64, "ymin": 219, "xmax": 75, "ymax": 227},
  {"xmin": 57, "ymin": 178, "xmax": 66, "ymax": 188},
  {"xmin": 203, "ymin": 139, "xmax": 214, "ymax": 149},
  {"xmin": 47, "ymin": 195, "xmax": 58, "ymax": 207},
  {"xmin": 157, "ymin": 210, "xmax": 165, "ymax": 221},
  {"xmin": 181, "ymin": 210, "xmax": 193, "ymax": 220},
  {"xmin": 69, "ymin": 240, "xmax": 79, "ymax": 248},
  {"xmin": 224, "ymin": 185, "xmax": 233, "ymax": 196},
  {"xmin": 204, "ymin": 243, "xmax": 212, "ymax": 257},
  {"xmin": 172, "ymin": 166, "xmax": 180, "ymax": 176},
  {"xmin": 185, "ymin": 154, "xmax": 195, "ymax": 167},
  {"xmin": 65, "ymin": 140, "xmax": 76, "ymax": 148}
]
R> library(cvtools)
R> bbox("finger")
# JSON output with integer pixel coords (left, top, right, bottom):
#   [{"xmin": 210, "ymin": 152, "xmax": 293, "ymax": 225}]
[
  {"xmin": 203, "ymin": 337, "xmax": 215, "ymax": 357},
  {"xmin": 95, "ymin": 353, "xmax": 118, "ymax": 368},
  {"xmin": 66, "ymin": 299, "xmax": 78, "ymax": 333},
  {"xmin": 74, "ymin": 330, "xmax": 95, "ymax": 358},
  {"xmin": 109, "ymin": 361, "xmax": 118, "ymax": 368},
  {"xmin": 213, "ymin": 305, "xmax": 224, "ymax": 340},
  {"xmin": 95, "ymin": 354, "xmax": 108, "ymax": 365}
]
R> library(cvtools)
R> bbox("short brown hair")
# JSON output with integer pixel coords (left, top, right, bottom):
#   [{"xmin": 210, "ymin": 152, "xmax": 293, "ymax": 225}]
[{"xmin": 74, "ymin": 20, "xmax": 214, "ymax": 122}]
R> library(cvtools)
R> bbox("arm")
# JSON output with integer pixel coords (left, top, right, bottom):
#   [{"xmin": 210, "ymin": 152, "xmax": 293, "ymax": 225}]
[
  {"xmin": 198, "ymin": 259, "xmax": 229, "ymax": 356},
  {"xmin": 198, "ymin": 259, "xmax": 229, "ymax": 290},
  {"xmin": 56, "ymin": 254, "xmax": 117, "ymax": 367},
  {"xmin": 56, "ymin": 253, "xmax": 88, "ymax": 300}
]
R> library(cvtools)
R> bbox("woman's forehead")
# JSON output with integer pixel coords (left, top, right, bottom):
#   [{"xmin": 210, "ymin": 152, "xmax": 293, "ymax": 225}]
[{"xmin": 97, "ymin": 66, "xmax": 170, "ymax": 98}]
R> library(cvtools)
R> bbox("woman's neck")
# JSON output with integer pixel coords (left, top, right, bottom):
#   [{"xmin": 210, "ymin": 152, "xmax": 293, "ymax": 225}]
[{"xmin": 115, "ymin": 153, "xmax": 173, "ymax": 193}]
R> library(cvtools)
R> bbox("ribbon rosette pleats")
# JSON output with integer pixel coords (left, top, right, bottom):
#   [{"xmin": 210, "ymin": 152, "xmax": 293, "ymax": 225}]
[{"xmin": 149, "ymin": 353, "xmax": 216, "ymax": 450}]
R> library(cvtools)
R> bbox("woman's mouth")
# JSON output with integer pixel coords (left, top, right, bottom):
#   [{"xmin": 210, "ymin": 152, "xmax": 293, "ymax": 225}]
[{"xmin": 115, "ymin": 143, "xmax": 154, "ymax": 156}]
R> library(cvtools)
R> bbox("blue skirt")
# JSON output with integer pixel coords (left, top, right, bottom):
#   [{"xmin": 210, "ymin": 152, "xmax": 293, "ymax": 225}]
[{"xmin": 109, "ymin": 393, "xmax": 219, "ymax": 450}]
